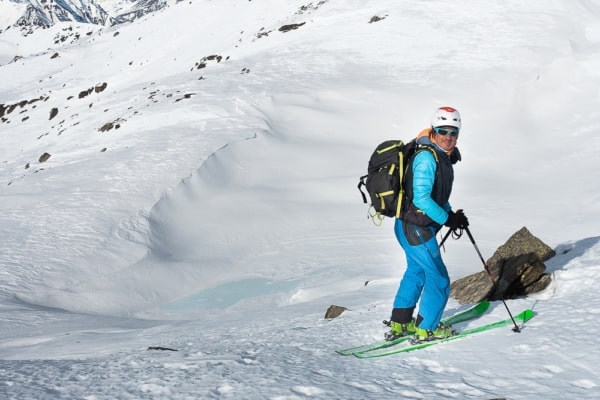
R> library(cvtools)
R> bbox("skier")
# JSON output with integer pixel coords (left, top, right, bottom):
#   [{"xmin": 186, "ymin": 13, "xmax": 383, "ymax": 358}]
[{"xmin": 386, "ymin": 106, "xmax": 469, "ymax": 342}]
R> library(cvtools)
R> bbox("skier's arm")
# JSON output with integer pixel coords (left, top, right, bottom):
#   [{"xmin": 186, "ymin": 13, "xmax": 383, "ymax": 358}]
[{"xmin": 411, "ymin": 151, "xmax": 449, "ymax": 225}]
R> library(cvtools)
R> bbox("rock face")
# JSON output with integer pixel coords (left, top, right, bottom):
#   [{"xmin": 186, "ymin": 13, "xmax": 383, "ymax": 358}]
[{"xmin": 450, "ymin": 227, "xmax": 555, "ymax": 304}]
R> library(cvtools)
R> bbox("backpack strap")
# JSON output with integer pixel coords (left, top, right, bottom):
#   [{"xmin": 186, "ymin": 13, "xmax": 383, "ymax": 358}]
[
  {"xmin": 395, "ymin": 146, "xmax": 408, "ymax": 219},
  {"xmin": 415, "ymin": 144, "xmax": 439, "ymax": 164},
  {"xmin": 357, "ymin": 174, "xmax": 368, "ymax": 204},
  {"xmin": 400, "ymin": 144, "xmax": 440, "ymax": 220}
]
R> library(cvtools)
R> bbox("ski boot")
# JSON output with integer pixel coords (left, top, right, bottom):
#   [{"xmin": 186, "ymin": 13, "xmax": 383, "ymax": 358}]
[
  {"xmin": 410, "ymin": 323, "xmax": 456, "ymax": 344},
  {"xmin": 383, "ymin": 319, "xmax": 417, "ymax": 341}
]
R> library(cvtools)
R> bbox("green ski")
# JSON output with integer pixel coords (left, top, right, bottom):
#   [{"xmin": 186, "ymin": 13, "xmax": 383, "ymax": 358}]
[
  {"xmin": 336, "ymin": 300, "xmax": 490, "ymax": 356},
  {"xmin": 354, "ymin": 308, "xmax": 534, "ymax": 358}
]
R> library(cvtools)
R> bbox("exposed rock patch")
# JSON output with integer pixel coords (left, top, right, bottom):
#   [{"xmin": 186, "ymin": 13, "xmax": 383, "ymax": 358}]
[{"xmin": 451, "ymin": 227, "xmax": 555, "ymax": 304}]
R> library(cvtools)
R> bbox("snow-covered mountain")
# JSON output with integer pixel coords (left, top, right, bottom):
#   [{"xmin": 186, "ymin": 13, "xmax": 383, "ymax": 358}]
[
  {"xmin": 1, "ymin": 0, "xmax": 600, "ymax": 398},
  {"xmin": 4, "ymin": 0, "xmax": 174, "ymax": 28}
]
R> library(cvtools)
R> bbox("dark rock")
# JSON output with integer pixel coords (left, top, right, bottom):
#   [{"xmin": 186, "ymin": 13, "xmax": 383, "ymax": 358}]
[
  {"xmin": 39, "ymin": 152, "xmax": 51, "ymax": 163},
  {"xmin": 451, "ymin": 227, "xmax": 554, "ymax": 304},
  {"xmin": 369, "ymin": 15, "xmax": 386, "ymax": 23},
  {"xmin": 450, "ymin": 271, "xmax": 491, "ymax": 305},
  {"xmin": 325, "ymin": 305, "xmax": 348, "ymax": 319},
  {"xmin": 147, "ymin": 346, "xmax": 177, "ymax": 352},
  {"xmin": 279, "ymin": 22, "xmax": 306, "ymax": 32},
  {"xmin": 79, "ymin": 88, "xmax": 93, "ymax": 99},
  {"xmin": 99, "ymin": 118, "xmax": 125, "ymax": 132},
  {"xmin": 49, "ymin": 107, "xmax": 58, "ymax": 120},
  {"xmin": 522, "ymin": 273, "xmax": 552, "ymax": 295},
  {"xmin": 94, "ymin": 82, "xmax": 108, "ymax": 93},
  {"xmin": 489, "ymin": 252, "xmax": 546, "ymax": 300},
  {"xmin": 487, "ymin": 227, "xmax": 555, "ymax": 266}
]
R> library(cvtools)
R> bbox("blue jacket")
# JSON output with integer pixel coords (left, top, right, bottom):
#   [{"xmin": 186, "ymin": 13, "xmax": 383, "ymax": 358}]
[{"xmin": 401, "ymin": 135, "xmax": 459, "ymax": 227}]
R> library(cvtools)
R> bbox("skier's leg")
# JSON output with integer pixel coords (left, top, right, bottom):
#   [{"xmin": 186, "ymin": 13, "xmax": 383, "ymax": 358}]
[
  {"xmin": 414, "ymin": 234, "xmax": 450, "ymax": 331},
  {"xmin": 391, "ymin": 219, "xmax": 425, "ymax": 322}
]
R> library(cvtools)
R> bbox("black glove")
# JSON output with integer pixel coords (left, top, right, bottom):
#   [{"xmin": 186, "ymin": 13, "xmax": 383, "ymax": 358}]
[{"xmin": 445, "ymin": 209, "xmax": 469, "ymax": 230}]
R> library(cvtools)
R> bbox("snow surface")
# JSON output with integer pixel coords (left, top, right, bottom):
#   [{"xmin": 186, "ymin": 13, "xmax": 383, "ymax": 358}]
[
  {"xmin": 0, "ymin": 1, "xmax": 26, "ymax": 37},
  {"xmin": 1, "ymin": 0, "xmax": 600, "ymax": 398}
]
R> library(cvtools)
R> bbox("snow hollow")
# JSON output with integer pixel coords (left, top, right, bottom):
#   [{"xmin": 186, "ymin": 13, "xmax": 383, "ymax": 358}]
[{"xmin": 1, "ymin": 0, "xmax": 599, "ymax": 399}]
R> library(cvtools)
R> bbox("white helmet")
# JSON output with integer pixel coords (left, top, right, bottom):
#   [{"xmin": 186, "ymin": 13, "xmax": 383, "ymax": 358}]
[{"xmin": 431, "ymin": 106, "xmax": 461, "ymax": 129}]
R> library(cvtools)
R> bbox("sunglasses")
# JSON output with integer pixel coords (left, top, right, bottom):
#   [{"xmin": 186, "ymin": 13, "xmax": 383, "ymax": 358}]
[{"xmin": 433, "ymin": 127, "xmax": 460, "ymax": 137}]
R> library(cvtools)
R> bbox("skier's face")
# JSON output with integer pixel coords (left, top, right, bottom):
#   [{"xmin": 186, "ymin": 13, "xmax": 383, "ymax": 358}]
[{"xmin": 432, "ymin": 127, "xmax": 458, "ymax": 152}]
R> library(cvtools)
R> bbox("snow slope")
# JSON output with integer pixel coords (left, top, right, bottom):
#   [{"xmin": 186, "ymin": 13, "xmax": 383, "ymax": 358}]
[{"xmin": 1, "ymin": 0, "xmax": 599, "ymax": 398}]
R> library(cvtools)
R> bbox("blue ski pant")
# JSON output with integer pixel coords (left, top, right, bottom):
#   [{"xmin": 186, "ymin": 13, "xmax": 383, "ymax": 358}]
[{"xmin": 392, "ymin": 219, "xmax": 450, "ymax": 331}]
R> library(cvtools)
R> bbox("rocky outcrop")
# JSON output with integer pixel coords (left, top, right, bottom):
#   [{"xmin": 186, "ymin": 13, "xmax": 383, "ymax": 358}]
[
  {"xmin": 451, "ymin": 227, "xmax": 555, "ymax": 304},
  {"xmin": 325, "ymin": 305, "xmax": 349, "ymax": 319}
]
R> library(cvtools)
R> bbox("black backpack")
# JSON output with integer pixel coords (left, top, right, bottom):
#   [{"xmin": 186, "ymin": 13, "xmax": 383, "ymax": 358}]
[{"xmin": 357, "ymin": 139, "xmax": 435, "ymax": 225}]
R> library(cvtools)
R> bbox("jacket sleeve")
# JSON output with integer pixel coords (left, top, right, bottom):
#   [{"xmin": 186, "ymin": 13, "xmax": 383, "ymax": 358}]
[{"xmin": 411, "ymin": 151, "xmax": 449, "ymax": 225}]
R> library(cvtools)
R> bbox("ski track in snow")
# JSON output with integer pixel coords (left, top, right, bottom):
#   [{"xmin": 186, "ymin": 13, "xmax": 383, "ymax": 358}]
[{"xmin": 1, "ymin": 0, "xmax": 600, "ymax": 399}]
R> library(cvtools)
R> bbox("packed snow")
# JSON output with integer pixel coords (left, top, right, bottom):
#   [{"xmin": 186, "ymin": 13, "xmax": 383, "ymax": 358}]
[{"xmin": 1, "ymin": 0, "xmax": 599, "ymax": 399}]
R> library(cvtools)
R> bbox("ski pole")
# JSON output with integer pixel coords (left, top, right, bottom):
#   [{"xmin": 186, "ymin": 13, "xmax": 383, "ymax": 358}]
[
  {"xmin": 464, "ymin": 226, "xmax": 521, "ymax": 333},
  {"xmin": 439, "ymin": 228, "xmax": 453, "ymax": 249}
]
